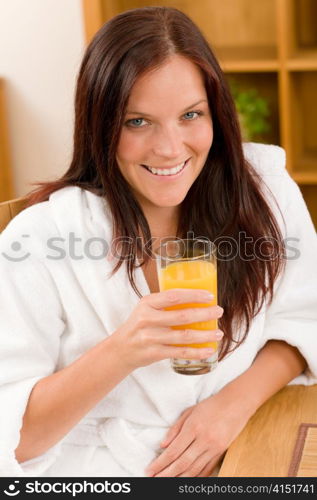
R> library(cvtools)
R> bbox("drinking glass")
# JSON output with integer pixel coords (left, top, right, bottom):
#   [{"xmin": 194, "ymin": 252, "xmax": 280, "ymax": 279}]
[{"xmin": 155, "ymin": 238, "xmax": 218, "ymax": 375}]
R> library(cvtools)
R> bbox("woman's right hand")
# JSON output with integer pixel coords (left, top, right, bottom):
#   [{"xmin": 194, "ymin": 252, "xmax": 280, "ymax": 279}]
[{"xmin": 112, "ymin": 289, "xmax": 224, "ymax": 370}]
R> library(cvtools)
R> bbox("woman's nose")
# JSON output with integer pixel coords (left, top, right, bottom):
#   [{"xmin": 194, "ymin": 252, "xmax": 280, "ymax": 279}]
[{"xmin": 151, "ymin": 125, "xmax": 184, "ymax": 160}]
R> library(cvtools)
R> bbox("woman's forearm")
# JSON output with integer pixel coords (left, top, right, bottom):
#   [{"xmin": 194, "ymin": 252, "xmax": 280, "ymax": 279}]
[
  {"xmin": 15, "ymin": 335, "xmax": 131, "ymax": 464},
  {"xmin": 219, "ymin": 340, "xmax": 307, "ymax": 419}
]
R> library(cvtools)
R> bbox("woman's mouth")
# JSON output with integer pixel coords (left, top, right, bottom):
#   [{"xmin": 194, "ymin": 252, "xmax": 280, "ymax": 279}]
[{"xmin": 140, "ymin": 158, "xmax": 190, "ymax": 178}]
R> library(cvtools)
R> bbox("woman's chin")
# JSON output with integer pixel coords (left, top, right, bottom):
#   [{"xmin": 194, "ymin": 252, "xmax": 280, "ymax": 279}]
[
  {"xmin": 149, "ymin": 191, "xmax": 188, "ymax": 207},
  {"xmin": 151, "ymin": 198, "xmax": 186, "ymax": 209}
]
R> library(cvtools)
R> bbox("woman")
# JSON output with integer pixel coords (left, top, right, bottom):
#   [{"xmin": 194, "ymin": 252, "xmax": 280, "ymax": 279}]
[{"xmin": 1, "ymin": 7, "xmax": 317, "ymax": 477}]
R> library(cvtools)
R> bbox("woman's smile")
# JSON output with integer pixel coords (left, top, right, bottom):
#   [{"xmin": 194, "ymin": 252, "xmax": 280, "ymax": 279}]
[{"xmin": 140, "ymin": 158, "xmax": 190, "ymax": 178}]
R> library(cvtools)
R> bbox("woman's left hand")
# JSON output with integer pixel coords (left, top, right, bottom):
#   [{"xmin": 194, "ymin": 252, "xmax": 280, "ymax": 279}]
[{"xmin": 145, "ymin": 390, "xmax": 253, "ymax": 477}]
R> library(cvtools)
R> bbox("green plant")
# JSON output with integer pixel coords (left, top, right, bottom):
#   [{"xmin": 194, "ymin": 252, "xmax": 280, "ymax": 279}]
[{"xmin": 229, "ymin": 80, "xmax": 271, "ymax": 142}]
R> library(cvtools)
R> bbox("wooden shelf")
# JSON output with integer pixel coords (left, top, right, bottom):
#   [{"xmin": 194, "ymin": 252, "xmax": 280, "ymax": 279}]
[
  {"xmin": 0, "ymin": 79, "xmax": 14, "ymax": 202},
  {"xmin": 81, "ymin": 0, "xmax": 317, "ymax": 228},
  {"xmin": 221, "ymin": 60, "xmax": 279, "ymax": 73},
  {"xmin": 215, "ymin": 46, "xmax": 278, "ymax": 67},
  {"xmin": 293, "ymin": 172, "xmax": 317, "ymax": 184},
  {"xmin": 216, "ymin": 45, "xmax": 279, "ymax": 72},
  {"xmin": 287, "ymin": 54, "xmax": 317, "ymax": 71}
]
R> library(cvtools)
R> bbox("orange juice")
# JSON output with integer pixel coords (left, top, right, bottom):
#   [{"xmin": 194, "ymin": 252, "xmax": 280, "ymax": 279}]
[{"xmin": 158, "ymin": 260, "xmax": 217, "ymax": 349}]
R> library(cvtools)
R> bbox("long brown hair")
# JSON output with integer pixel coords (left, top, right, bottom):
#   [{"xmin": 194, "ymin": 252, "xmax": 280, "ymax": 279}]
[{"xmin": 26, "ymin": 7, "xmax": 285, "ymax": 359}]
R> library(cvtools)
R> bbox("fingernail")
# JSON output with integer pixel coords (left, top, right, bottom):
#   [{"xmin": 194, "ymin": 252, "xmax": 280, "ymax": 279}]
[
  {"xmin": 215, "ymin": 330, "xmax": 224, "ymax": 339},
  {"xmin": 202, "ymin": 292, "xmax": 214, "ymax": 300}
]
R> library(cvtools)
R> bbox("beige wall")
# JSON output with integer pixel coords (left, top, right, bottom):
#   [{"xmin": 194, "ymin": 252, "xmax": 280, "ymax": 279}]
[{"xmin": 0, "ymin": 0, "xmax": 85, "ymax": 197}]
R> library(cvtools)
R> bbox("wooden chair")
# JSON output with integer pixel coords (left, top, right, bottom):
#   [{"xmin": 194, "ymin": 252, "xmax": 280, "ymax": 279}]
[{"xmin": 0, "ymin": 197, "xmax": 28, "ymax": 232}]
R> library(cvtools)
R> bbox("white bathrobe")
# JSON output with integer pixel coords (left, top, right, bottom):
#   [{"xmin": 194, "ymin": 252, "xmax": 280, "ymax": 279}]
[{"xmin": 0, "ymin": 143, "xmax": 317, "ymax": 477}]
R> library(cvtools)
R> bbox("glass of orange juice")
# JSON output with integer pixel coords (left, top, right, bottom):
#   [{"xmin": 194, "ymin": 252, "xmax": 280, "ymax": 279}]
[{"xmin": 154, "ymin": 238, "xmax": 218, "ymax": 375}]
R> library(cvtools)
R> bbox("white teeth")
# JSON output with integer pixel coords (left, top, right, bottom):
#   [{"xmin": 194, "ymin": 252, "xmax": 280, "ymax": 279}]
[{"xmin": 145, "ymin": 161, "xmax": 186, "ymax": 176}]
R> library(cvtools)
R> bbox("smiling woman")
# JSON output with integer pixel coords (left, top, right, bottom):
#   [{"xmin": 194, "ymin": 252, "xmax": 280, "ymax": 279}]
[
  {"xmin": 23, "ymin": 5, "xmax": 288, "ymax": 346},
  {"xmin": 0, "ymin": 6, "xmax": 316, "ymax": 479}
]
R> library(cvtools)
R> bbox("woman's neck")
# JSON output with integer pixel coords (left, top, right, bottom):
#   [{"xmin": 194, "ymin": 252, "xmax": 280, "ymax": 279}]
[{"xmin": 142, "ymin": 205, "xmax": 180, "ymax": 241}]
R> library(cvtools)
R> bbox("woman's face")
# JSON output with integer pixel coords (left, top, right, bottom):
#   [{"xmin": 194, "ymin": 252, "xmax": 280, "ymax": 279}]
[{"xmin": 116, "ymin": 55, "xmax": 213, "ymax": 214}]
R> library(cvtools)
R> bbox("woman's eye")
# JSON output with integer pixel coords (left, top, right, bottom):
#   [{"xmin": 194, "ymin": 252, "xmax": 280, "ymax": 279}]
[
  {"xmin": 126, "ymin": 118, "xmax": 147, "ymax": 128},
  {"xmin": 183, "ymin": 111, "xmax": 201, "ymax": 120}
]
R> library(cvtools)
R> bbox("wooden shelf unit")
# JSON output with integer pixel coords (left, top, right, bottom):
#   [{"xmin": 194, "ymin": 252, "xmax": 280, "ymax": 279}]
[
  {"xmin": 0, "ymin": 79, "xmax": 14, "ymax": 202},
  {"xmin": 82, "ymin": 0, "xmax": 317, "ymax": 228}
]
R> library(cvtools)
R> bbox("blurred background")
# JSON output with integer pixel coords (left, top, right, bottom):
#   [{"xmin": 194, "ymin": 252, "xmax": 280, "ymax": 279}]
[{"xmin": 0, "ymin": 0, "xmax": 316, "ymax": 227}]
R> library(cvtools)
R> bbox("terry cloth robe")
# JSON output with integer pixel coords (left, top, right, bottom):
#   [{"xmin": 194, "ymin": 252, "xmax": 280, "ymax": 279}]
[{"xmin": 0, "ymin": 143, "xmax": 317, "ymax": 477}]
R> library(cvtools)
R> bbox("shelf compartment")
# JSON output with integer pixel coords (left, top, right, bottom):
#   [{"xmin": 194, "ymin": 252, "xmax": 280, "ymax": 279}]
[
  {"xmin": 298, "ymin": 185, "xmax": 317, "ymax": 230},
  {"xmin": 192, "ymin": 0, "xmax": 278, "ymax": 64},
  {"xmin": 289, "ymin": 71, "xmax": 317, "ymax": 175},
  {"xmin": 287, "ymin": 0, "xmax": 317, "ymax": 63},
  {"xmin": 294, "ymin": 0, "xmax": 317, "ymax": 50},
  {"xmin": 225, "ymin": 72, "xmax": 280, "ymax": 145}
]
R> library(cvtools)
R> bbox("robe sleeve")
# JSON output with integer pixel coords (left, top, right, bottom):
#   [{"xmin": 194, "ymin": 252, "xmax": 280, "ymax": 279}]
[
  {"xmin": 259, "ymin": 170, "xmax": 317, "ymax": 385},
  {"xmin": 0, "ymin": 213, "xmax": 65, "ymax": 476}
]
